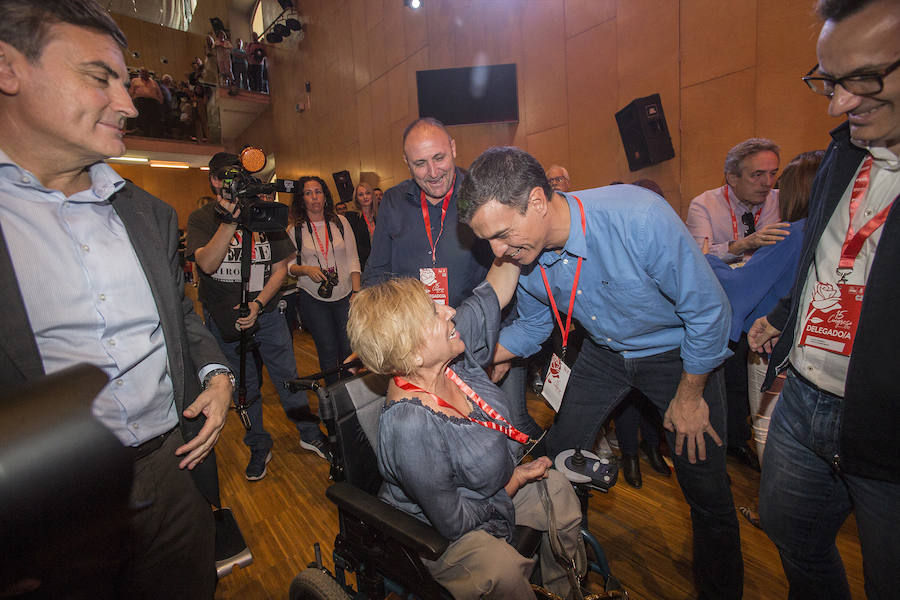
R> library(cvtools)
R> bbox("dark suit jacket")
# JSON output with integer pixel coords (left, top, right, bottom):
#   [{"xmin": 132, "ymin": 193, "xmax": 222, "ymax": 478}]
[
  {"xmin": 0, "ymin": 182, "xmax": 228, "ymax": 503},
  {"xmin": 766, "ymin": 122, "xmax": 900, "ymax": 483}
]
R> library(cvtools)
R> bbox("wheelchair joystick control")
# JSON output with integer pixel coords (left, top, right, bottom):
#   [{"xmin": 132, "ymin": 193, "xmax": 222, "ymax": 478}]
[
  {"xmin": 554, "ymin": 447, "xmax": 619, "ymax": 492},
  {"xmin": 571, "ymin": 446, "xmax": 586, "ymax": 468}
]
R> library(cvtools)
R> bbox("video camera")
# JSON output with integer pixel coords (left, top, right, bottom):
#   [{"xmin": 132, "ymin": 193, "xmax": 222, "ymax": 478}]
[{"xmin": 214, "ymin": 147, "xmax": 292, "ymax": 233}]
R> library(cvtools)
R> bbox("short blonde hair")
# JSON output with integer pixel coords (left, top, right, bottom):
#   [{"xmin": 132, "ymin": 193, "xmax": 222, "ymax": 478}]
[{"xmin": 348, "ymin": 278, "xmax": 435, "ymax": 376}]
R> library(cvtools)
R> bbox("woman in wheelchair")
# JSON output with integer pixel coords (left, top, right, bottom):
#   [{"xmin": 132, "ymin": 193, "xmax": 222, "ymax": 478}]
[{"xmin": 347, "ymin": 262, "xmax": 585, "ymax": 599}]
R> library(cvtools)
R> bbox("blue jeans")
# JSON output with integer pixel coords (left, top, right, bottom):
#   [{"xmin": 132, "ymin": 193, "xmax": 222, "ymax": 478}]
[
  {"xmin": 545, "ymin": 341, "xmax": 742, "ymax": 600},
  {"xmin": 499, "ymin": 358, "xmax": 543, "ymax": 440},
  {"xmin": 759, "ymin": 371, "xmax": 900, "ymax": 600},
  {"xmin": 613, "ymin": 389, "xmax": 662, "ymax": 455},
  {"xmin": 205, "ymin": 307, "xmax": 323, "ymax": 451},
  {"xmin": 297, "ymin": 291, "xmax": 351, "ymax": 385}
]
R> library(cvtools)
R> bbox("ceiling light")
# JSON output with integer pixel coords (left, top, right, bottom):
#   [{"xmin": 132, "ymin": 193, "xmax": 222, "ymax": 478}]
[
  {"xmin": 149, "ymin": 160, "xmax": 190, "ymax": 169},
  {"xmin": 404, "ymin": 0, "xmax": 422, "ymax": 8},
  {"xmin": 108, "ymin": 155, "xmax": 149, "ymax": 164},
  {"xmin": 200, "ymin": 166, "xmax": 210, "ymax": 171}
]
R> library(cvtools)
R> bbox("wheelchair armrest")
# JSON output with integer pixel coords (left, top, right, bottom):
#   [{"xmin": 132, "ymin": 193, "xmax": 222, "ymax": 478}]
[{"xmin": 326, "ymin": 482, "xmax": 449, "ymax": 561}]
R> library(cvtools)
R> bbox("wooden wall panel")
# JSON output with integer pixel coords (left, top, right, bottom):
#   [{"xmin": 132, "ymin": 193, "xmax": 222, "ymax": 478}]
[
  {"xmin": 226, "ymin": 0, "xmax": 842, "ymax": 225},
  {"xmin": 565, "ymin": 20, "xmax": 619, "ymax": 191},
  {"xmin": 521, "ymin": 1, "xmax": 568, "ymax": 136},
  {"xmin": 756, "ymin": 0, "xmax": 837, "ymax": 162},
  {"xmin": 681, "ymin": 69, "xmax": 757, "ymax": 206},
  {"xmin": 565, "ymin": 0, "xmax": 616, "ymax": 38},
  {"xmin": 109, "ymin": 164, "xmax": 212, "ymax": 227},
  {"xmin": 680, "ymin": 0, "xmax": 757, "ymax": 88}
]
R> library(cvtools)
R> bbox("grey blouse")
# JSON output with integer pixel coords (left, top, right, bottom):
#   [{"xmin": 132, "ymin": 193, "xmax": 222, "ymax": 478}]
[{"xmin": 376, "ymin": 281, "xmax": 525, "ymax": 542}]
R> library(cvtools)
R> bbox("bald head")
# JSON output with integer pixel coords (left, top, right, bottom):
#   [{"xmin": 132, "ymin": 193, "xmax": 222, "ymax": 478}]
[
  {"xmin": 546, "ymin": 165, "xmax": 571, "ymax": 192},
  {"xmin": 402, "ymin": 118, "xmax": 457, "ymax": 202}
]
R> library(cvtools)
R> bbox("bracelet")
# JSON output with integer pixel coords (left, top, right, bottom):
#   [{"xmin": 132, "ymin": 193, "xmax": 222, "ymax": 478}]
[
  {"xmin": 252, "ymin": 298, "xmax": 265, "ymax": 311},
  {"xmin": 202, "ymin": 368, "xmax": 235, "ymax": 390}
]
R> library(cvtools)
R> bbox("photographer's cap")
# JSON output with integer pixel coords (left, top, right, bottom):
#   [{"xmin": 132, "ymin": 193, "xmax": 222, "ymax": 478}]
[{"xmin": 209, "ymin": 152, "xmax": 240, "ymax": 174}]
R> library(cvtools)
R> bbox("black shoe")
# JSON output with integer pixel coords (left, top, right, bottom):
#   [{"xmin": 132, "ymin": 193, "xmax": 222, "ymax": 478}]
[
  {"xmin": 300, "ymin": 437, "xmax": 333, "ymax": 463},
  {"xmin": 640, "ymin": 440, "xmax": 672, "ymax": 476},
  {"xmin": 245, "ymin": 449, "xmax": 272, "ymax": 481},
  {"xmin": 621, "ymin": 454, "xmax": 642, "ymax": 489},
  {"xmin": 727, "ymin": 444, "xmax": 761, "ymax": 472}
]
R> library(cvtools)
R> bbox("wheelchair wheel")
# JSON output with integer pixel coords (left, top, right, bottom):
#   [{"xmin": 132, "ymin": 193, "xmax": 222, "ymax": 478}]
[{"xmin": 289, "ymin": 568, "xmax": 351, "ymax": 600}]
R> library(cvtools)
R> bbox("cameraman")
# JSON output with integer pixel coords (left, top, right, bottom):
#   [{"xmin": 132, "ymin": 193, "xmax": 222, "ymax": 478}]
[
  {"xmin": 287, "ymin": 176, "xmax": 360, "ymax": 385},
  {"xmin": 186, "ymin": 153, "xmax": 328, "ymax": 481}
]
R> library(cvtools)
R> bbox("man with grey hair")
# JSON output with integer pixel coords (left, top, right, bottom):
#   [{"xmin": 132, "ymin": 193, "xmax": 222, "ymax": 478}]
[
  {"xmin": 459, "ymin": 146, "xmax": 741, "ymax": 599},
  {"xmin": 545, "ymin": 164, "xmax": 571, "ymax": 192},
  {"xmin": 687, "ymin": 138, "xmax": 789, "ymax": 264},
  {"xmin": 0, "ymin": 1, "xmax": 231, "ymax": 596},
  {"xmin": 749, "ymin": 0, "xmax": 900, "ymax": 596}
]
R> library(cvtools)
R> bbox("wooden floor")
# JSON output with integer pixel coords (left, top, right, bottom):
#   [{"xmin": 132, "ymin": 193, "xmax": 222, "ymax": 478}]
[{"xmin": 213, "ymin": 327, "xmax": 866, "ymax": 600}]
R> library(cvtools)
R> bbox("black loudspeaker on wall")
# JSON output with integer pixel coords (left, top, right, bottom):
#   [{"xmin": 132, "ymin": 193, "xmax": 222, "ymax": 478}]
[
  {"xmin": 615, "ymin": 93, "xmax": 676, "ymax": 172},
  {"xmin": 332, "ymin": 170, "xmax": 354, "ymax": 207}
]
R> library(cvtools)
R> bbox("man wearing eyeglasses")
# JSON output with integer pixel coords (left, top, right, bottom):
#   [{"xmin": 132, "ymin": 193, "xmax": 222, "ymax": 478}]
[
  {"xmin": 748, "ymin": 0, "xmax": 900, "ymax": 597},
  {"xmin": 546, "ymin": 164, "xmax": 571, "ymax": 193},
  {"xmin": 687, "ymin": 138, "xmax": 790, "ymax": 265}
]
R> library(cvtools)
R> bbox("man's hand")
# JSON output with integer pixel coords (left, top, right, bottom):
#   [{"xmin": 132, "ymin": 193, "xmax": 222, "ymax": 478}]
[
  {"xmin": 748, "ymin": 316, "xmax": 781, "ymax": 354},
  {"xmin": 663, "ymin": 372, "xmax": 723, "ymax": 463},
  {"xmin": 217, "ymin": 197, "xmax": 241, "ymax": 220},
  {"xmin": 731, "ymin": 222, "xmax": 791, "ymax": 254},
  {"xmin": 176, "ymin": 373, "xmax": 233, "ymax": 469},
  {"xmin": 489, "ymin": 360, "xmax": 511, "ymax": 383},
  {"xmin": 234, "ymin": 301, "xmax": 260, "ymax": 330}
]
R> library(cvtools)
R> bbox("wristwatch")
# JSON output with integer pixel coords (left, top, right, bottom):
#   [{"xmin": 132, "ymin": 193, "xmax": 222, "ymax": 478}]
[
  {"xmin": 202, "ymin": 368, "xmax": 235, "ymax": 390},
  {"xmin": 252, "ymin": 298, "xmax": 265, "ymax": 311}
]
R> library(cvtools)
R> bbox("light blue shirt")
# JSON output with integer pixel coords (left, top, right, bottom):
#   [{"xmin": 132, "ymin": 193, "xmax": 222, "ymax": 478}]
[
  {"xmin": 0, "ymin": 151, "xmax": 219, "ymax": 445},
  {"xmin": 499, "ymin": 186, "xmax": 732, "ymax": 375}
]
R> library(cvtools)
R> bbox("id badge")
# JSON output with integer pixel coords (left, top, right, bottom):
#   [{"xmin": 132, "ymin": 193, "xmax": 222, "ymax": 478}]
[
  {"xmin": 420, "ymin": 267, "xmax": 449, "ymax": 305},
  {"xmin": 797, "ymin": 281, "xmax": 864, "ymax": 357},
  {"xmin": 541, "ymin": 353, "xmax": 571, "ymax": 412},
  {"xmin": 249, "ymin": 263, "xmax": 265, "ymax": 292}
]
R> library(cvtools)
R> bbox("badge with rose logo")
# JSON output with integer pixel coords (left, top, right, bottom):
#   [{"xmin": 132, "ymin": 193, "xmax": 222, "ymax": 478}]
[{"xmin": 798, "ymin": 281, "xmax": 864, "ymax": 356}]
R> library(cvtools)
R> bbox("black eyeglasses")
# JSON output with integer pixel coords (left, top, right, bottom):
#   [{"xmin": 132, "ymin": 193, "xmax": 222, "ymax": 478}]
[
  {"xmin": 802, "ymin": 58, "xmax": 900, "ymax": 97},
  {"xmin": 741, "ymin": 212, "xmax": 756, "ymax": 236}
]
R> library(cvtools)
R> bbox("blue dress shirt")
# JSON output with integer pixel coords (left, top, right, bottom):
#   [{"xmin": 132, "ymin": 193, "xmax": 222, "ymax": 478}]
[
  {"xmin": 499, "ymin": 186, "xmax": 732, "ymax": 375},
  {"xmin": 0, "ymin": 152, "xmax": 221, "ymax": 446}
]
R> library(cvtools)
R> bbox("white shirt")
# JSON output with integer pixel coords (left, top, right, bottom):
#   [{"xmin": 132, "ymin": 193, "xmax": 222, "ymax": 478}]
[
  {"xmin": 790, "ymin": 144, "xmax": 900, "ymax": 396},
  {"xmin": 288, "ymin": 216, "xmax": 360, "ymax": 302},
  {"xmin": 686, "ymin": 185, "xmax": 780, "ymax": 263}
]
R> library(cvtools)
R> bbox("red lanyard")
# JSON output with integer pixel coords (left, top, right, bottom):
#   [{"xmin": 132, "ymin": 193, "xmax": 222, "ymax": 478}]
[
  {"xmin": 310, "ymin": 221, "xmax": 330, "ymax": 263},
  {"xmin": 362, "ymin": 211, "xmax": 375, "ymax": 237},
  {"xmin": 724, "ymin": 186, "xmax": 762, "ymax": 241},
  {"xmin": 393, "ymin": 369, "xmax": 530, "ymax": 444},
  {"xmin": 838, "ymin": 155, "xmax": 895, "ymax": 279},
  {"xmin": 539, "ymin": 195, "xmax": 586, "ymax": 358},
  {"xmin": 421, "ymin": 178, "xmax": 455, "ymax": 264}
]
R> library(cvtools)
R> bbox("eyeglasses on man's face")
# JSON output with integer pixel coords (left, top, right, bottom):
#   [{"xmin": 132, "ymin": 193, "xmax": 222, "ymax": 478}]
[
  {"xmin": 802, "ymin": 57, "xmax": 900, "ymax": 97},
  {"xmin": 548, "ymin": 175, "xmax": 569, "ymax": 186}
]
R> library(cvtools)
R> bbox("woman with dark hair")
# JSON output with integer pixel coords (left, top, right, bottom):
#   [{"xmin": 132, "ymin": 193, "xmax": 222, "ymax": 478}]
[
  {"xmin": 344, "ymin": 181, "xmax": 378, "ymax": 270},
  {"xmin": 705, "ymin": 149, "xmax": 824, "ymax": 527},
  {"xmin": 287, "ymin": 176, "xmax": 361, "ymax": 384}
]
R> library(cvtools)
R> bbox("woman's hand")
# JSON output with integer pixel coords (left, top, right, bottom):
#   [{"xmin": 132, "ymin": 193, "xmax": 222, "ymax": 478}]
[
  {"xmin": 504, "ymin": 456, "xmax": 552, "ymax": 498},
  {"xmin": 300, "ymin": 265, "xmax": 327, "ymax": 282}
]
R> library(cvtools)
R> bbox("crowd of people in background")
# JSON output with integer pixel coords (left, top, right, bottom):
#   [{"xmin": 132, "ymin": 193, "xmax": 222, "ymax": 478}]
[{"xmin": 125, "ymin": 29, "xmax": 268, "ymax": 143}]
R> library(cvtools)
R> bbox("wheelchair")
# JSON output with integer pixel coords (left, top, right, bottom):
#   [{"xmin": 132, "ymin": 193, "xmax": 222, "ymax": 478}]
[{"xmin": 287, "ymin": 372, "xmax": 627, "ymax": 599}]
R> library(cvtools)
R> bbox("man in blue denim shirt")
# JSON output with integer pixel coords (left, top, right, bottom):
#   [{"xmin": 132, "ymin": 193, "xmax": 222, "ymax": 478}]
[{"xmin": 459, "ymin": 146, "xmax": 741, "ymax": 600}]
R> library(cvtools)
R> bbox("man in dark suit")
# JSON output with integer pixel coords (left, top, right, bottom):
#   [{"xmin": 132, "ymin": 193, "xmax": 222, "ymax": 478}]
[{"xmin": 0, "ymin": 1, "xmax": 232, "ymax": 597}]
